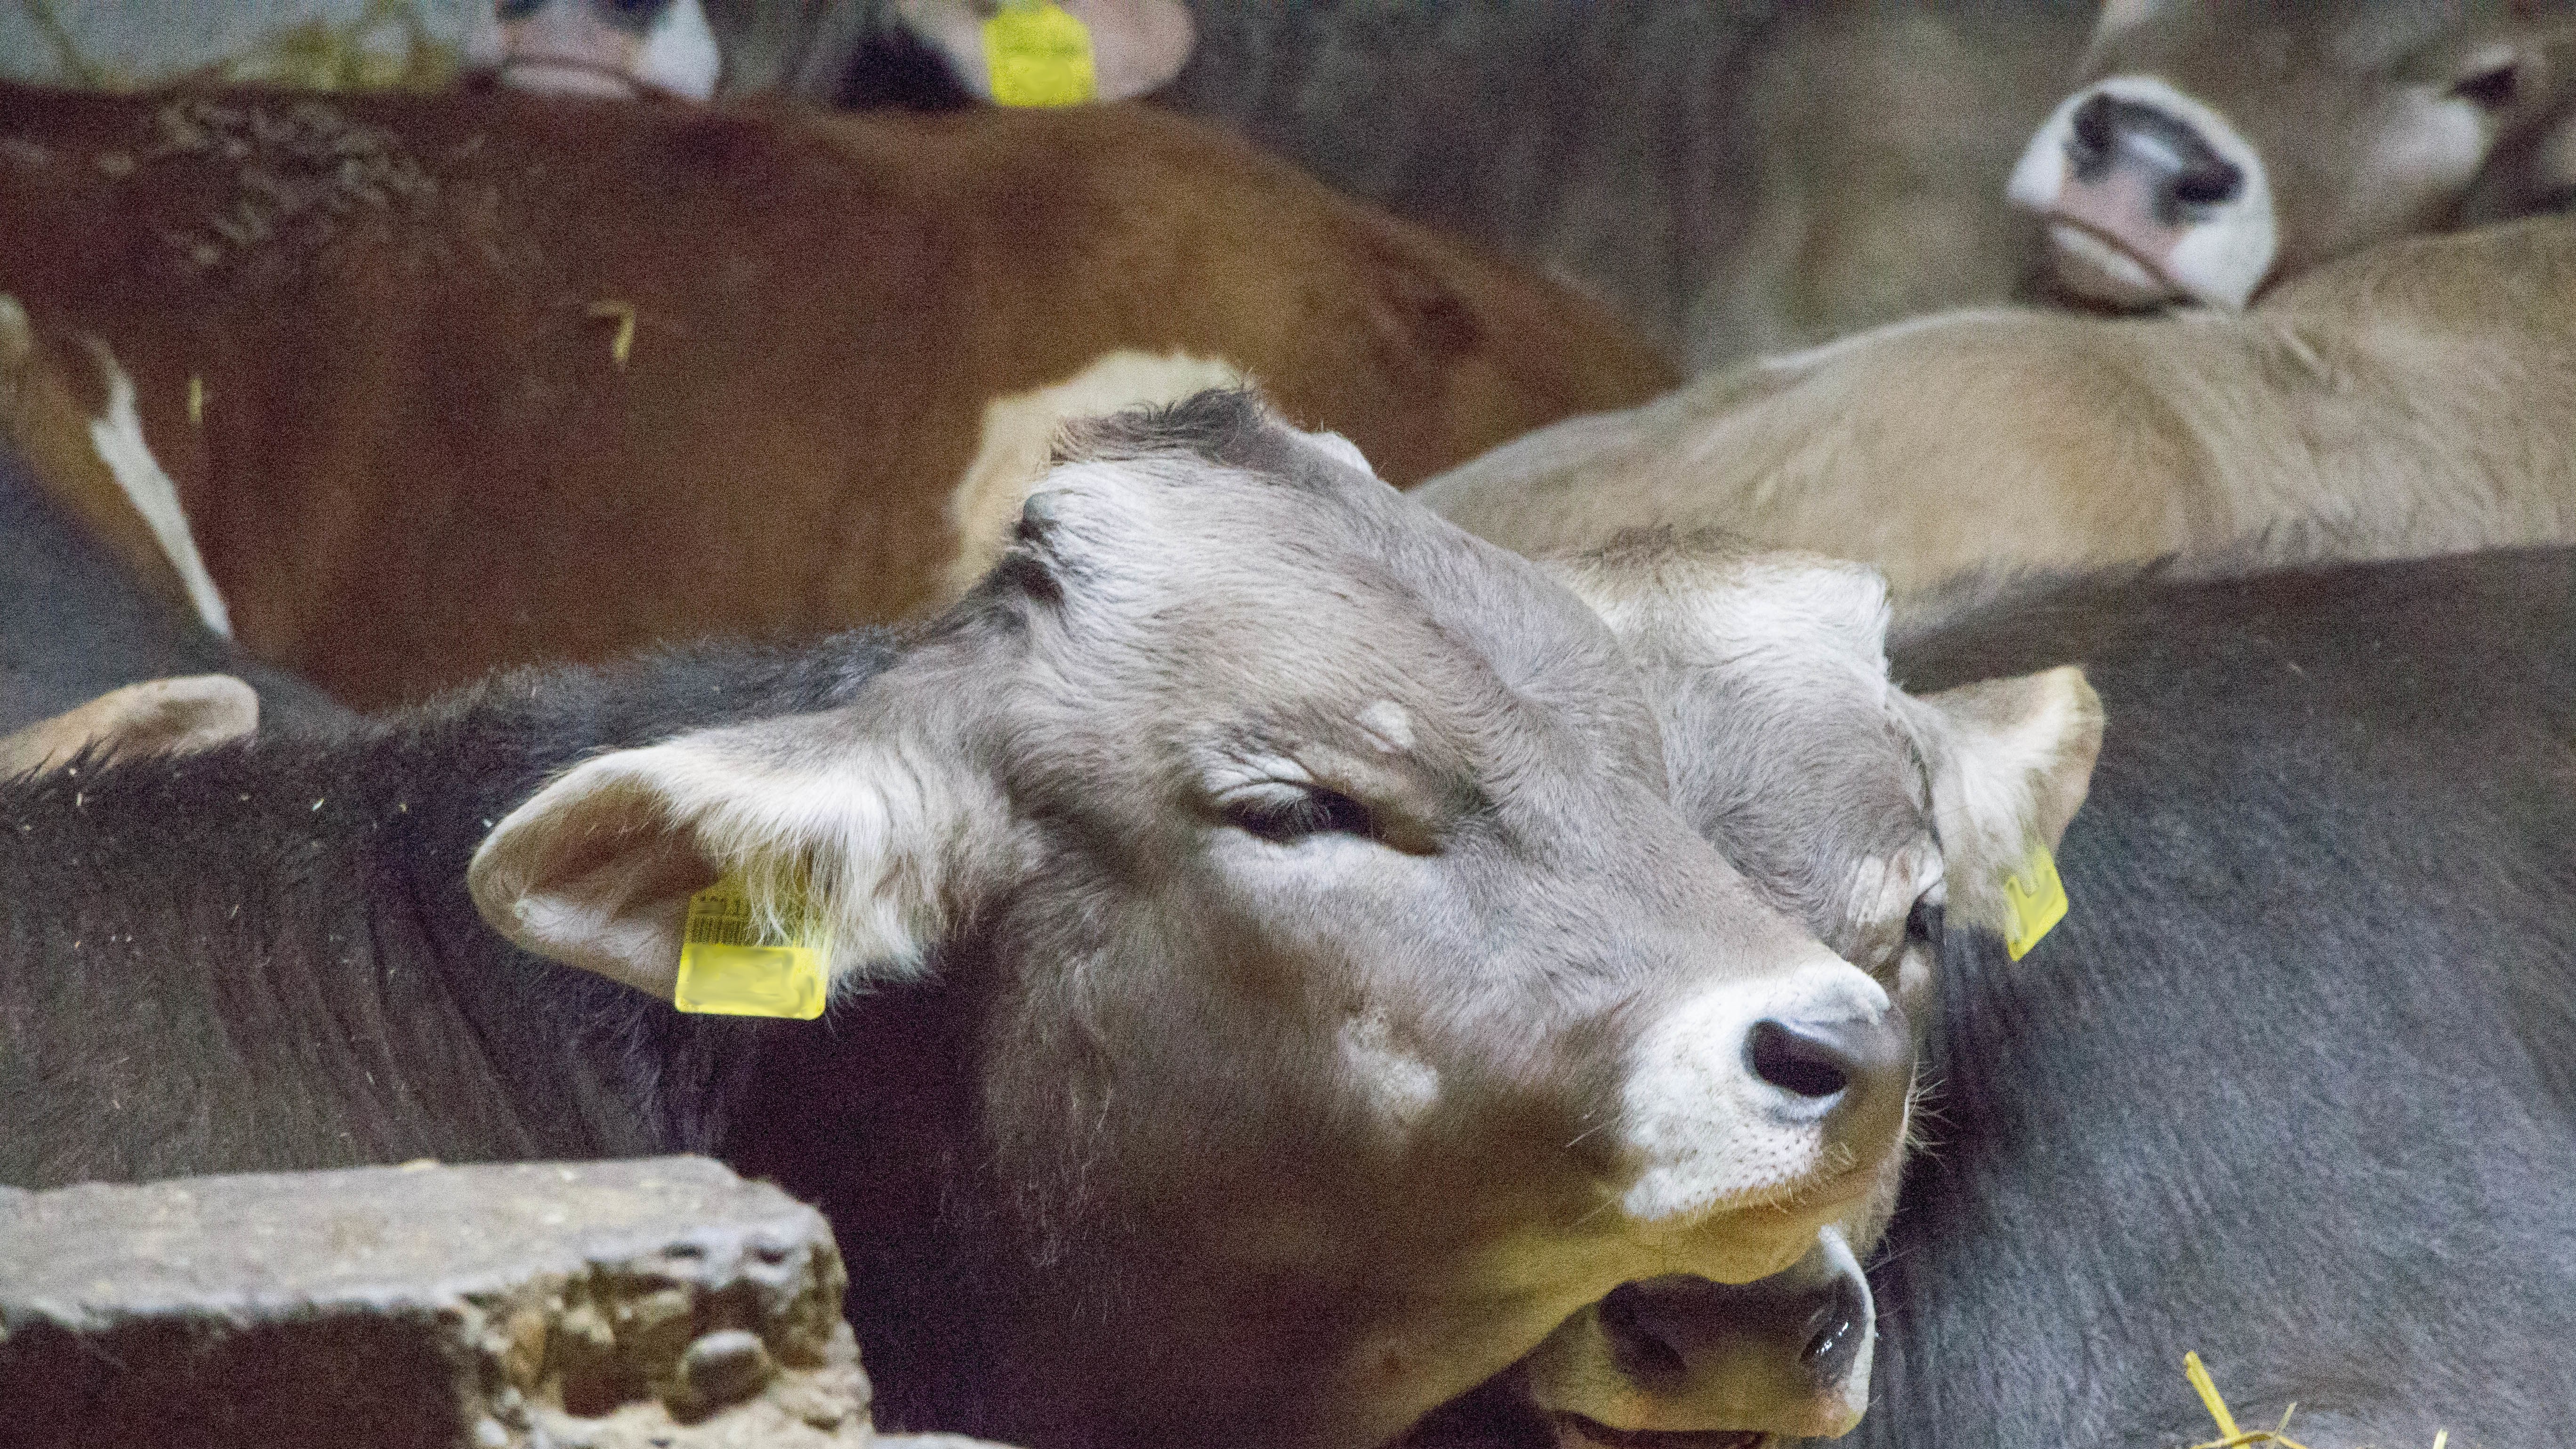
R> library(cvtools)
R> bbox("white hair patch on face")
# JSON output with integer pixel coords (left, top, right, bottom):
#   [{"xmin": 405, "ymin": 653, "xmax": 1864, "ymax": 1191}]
[
  {"xmin": 1356, "ymin": 700, "xmax": 1415, "ymax": 753},
  {"xmin": 1618, "ymin": 954, "xmax": 1891, "ymax": 1228},
  {"xmin": 1340, "ymin": 1011, "xmax": 1441, "ymax": 1132},
  {"xmin": 2369, "ymin": 88, "xmax": 2492, "ymax": 200}
]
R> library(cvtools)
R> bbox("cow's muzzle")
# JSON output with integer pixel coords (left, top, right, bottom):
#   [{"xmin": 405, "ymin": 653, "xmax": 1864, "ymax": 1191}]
[
  {"xmin": 1525, "ymin": 1229, "xmax": 1877, "ymax": 1443},
  {"xmin": 2009, "ymin": 75, "xmax": 2278, "ymax": 310}
]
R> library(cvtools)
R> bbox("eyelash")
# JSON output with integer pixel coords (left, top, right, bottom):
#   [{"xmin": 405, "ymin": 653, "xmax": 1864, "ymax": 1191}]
[{"xmin": 1223, "ymin": 785, "xmax": 1376, "ymax": 844}]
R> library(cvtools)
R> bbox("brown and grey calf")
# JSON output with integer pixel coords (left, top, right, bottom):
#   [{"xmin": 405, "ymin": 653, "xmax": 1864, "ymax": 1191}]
[
  {"xmin": 1, "ymin": 395, "xmax": 1910, "ymax": 1449},
  {"xmin": 2014, "ymin": 0, "xmax": 2576, "ymax": 310},
  {"xmin": 1417, "ymin": 211, "xmax": 2576, "ymax": 597}
]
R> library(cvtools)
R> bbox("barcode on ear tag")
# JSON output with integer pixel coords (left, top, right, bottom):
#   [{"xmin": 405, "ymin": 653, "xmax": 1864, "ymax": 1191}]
[
  {"xmin": 2000, "ymin": 843, "xmax": 2069, "ymax": 962},
  {"xmin": 675, "ymin": 879, "xmax": 826, "ymax": 1019},
  {"xmin": 985, "ymin": 0, "xmax": 1098, "ymax": 107}
]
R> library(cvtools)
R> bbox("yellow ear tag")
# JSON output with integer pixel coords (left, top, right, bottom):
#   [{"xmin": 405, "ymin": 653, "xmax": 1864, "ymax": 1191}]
[
  {"xmin": 984, "ymin": 0, "xmax": 1098, "ymax": 108},
  {"xmin": 1999, "ymin": 842, "xmax": 2069, "ymax": 962},
  {"xmin": 674, "ymin": 877, "xmax": 827, "ymax": 1019}
]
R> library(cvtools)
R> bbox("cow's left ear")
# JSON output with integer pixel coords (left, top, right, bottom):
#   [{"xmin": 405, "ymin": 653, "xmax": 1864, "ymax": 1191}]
[
  {"xmin": 894, "ymin": 0, "xmax": 1195, "ymax": 103},
  {"xmin": 1900, "ymin": 666, "xmax": 2106, "ymax": 939},
  {"xmin": 467, "ymin": 708, "xmax": 1011, "ymax": 1004}
]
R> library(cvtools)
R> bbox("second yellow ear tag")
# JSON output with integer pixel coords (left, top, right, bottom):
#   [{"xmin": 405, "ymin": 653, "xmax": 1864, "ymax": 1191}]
[
  {"xmin": 674, "ymin": 878, "xmax": 827, "ymax": 1020},
  {"xmin": 1999, "ymin": 843, "xmax": 2069, "ymax": 962},
  {"xmin": 985, "ymin": 0, "xmax": 1098, "ymax": 108}
]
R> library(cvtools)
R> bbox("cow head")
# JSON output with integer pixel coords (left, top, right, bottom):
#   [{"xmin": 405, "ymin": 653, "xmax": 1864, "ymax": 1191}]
[
  {"xmin": 1486, "ymin": 532, "xmax": 2102, "ymax": 1449},
  {"xmin": 461, "ymin": 0, "xmax": 725, "ymax": 100},
  {"xmin": 2012, "ymin": 0, "xmax": 2576, "ymax": 309},
  {"xmin": 469, "ymin": 393, "xmax": 1916, "ymax": 1449}
]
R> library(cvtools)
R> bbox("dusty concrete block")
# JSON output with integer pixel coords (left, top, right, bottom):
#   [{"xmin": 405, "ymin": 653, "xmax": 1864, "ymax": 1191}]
[{"xmin": 0, "ymin": 1157, "xmax": 871, "ymax": 1449}]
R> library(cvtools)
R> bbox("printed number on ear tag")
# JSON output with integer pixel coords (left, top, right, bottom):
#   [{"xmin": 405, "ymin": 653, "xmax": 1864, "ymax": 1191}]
[
  {"xmin": 2000, "ymin": 844, "xmax": 2069, "ymax": 962},
  {"xmin": 985, "ymin": 0, "xmax": 1098, "ymax": 107},
  {"xmin": 675, "ymin": 879, "xmax": 826, "ymax": 1020}
]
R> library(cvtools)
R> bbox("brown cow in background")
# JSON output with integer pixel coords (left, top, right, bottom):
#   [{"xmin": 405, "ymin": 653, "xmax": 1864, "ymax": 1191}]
[{"xmin": 0, "ymin": 81, "xmax": 1670, "ymax": 707}]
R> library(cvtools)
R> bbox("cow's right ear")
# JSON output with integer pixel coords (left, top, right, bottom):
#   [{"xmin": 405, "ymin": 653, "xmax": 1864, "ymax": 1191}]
[
  {"xmin": 1900, "ymin": 666, "xmax": 2105, "ymax": 941},
  {"xmin": 467, "ymin": 708, "xmax": 1011, "ymax": 1004}
]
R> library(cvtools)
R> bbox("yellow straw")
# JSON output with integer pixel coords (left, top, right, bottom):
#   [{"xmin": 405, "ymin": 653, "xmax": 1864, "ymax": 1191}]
[{"xmin": 2186, "ymin": 1352, "xmax": 2243, "ymax": 1441}]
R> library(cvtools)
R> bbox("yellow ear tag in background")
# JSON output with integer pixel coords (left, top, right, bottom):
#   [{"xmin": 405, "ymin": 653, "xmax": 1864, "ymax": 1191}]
[
  {"xmin": 985, "ymin": 0, "xmax": 1098, "ymax": 108},
  {"xmin": 1999, "ymin": 843, "xmax": 2069, "ymax": 962},
  {"xmin": 674, "ymin": 877, "xmax": 827, "ymax": 1019}
]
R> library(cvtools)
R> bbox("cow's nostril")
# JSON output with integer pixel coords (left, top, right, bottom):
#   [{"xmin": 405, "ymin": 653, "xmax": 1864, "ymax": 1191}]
[
  {"xmin": 2171, "ymin": 156, "xmax": 2244, "ymax": 208},
  {"xmin": 1597, "ymin": 1282, "xmax": 1689, "ymax": 1380},
  {"xmin": 2068, "ymin": 91, "xmax": 2117, "ymax": 159},
  {"xmin": 1801, "ymin": 1271, "xmax": 1869, "ymax": 1383},
  {"xmin": 1746, "ymin": 1019, "xmax": 1852, "ymax": 1101}
]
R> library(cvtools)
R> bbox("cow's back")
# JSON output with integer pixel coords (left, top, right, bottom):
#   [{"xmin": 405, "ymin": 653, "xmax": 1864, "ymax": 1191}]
[
  {"xmin": 0, "ymin": 83, "xmax": 1671, "ymax": 707},
  {"xmin": 1864, "ymin": 549, "xmax": 2576, "ymax": 1447},
  {"xmin": 0, "ymin": 438, "xmax": 339, "ymax": 735}
]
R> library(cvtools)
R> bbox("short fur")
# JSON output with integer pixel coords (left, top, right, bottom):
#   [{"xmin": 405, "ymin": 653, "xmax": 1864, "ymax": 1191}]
[
  {"xmin": 1418, "ymin": 211, "xmax": 2576, "ymax": 597},
  {"xmin": 1850, "ymin": 546, "xmax": 2576, "ymax": 1448}
]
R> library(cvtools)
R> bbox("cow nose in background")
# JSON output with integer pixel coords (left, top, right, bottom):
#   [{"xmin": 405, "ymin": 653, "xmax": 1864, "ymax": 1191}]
[{"xmin": 2065, "ymin": 91, "xmax": 2245, "ymax": 222}]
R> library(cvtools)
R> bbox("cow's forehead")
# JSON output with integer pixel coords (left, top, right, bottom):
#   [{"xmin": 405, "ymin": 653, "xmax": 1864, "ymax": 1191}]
[
  {"xmin": 1548, "ymin": 536, "xmax": 1932, "ymax": 915},
  {"xmin": 1022, "ymin": 398, "xmax": 1661, "ymax": 769}
]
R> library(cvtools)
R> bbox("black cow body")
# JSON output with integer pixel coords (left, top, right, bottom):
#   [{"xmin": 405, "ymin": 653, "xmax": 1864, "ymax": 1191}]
[
  {"xmin": 0, "ymin": 439, "xmax": 343, "ymax": 736},
  {"xmin": 1859, "ymin": 548, "xmax": 2576, "ymax": 1447}
]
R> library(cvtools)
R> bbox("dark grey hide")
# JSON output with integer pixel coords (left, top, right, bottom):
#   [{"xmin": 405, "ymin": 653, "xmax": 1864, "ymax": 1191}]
[
  {"xmin": 1852, "ymin": 547, "xmax": 2576, "ymax": 1448},
  {"xmin": 1149, "ymin": 0, "xmax": 2095, "ymax": 369},
  {"xmin": 0, "ymin": 438, "xmax": 344, "ymax": 736}
]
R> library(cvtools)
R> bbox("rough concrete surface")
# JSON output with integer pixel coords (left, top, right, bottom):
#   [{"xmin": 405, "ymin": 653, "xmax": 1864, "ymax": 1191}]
[{"xmin": 0, "ymin": 1157, "xmax": 881, "ymax": 1449}]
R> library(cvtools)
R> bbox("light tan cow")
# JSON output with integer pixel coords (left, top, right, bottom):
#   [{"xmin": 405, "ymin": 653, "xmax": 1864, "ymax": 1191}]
[{"xmin": 1412, "ymin": 212, "xmax": 2576, "ymax": 599}]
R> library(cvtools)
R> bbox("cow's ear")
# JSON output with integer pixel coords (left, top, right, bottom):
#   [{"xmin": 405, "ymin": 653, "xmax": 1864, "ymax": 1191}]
[
  {"xmin": 1901, "ymin": 666, "xmax": 2106, "ymax": 939},
  {"xmin": 892, "ymin": 0, "xmax": 1194, "ymax": 103},
  {"xmin": 0, "ymin": 674, "xmax": 258, "ymax": 777},
  {"xmin": 467, "ymin": 709, "xmax": 1009, "ymax": 1003}
]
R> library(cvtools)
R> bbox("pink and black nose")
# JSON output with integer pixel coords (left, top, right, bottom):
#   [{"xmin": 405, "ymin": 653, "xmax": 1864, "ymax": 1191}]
[{"xmin": 2010, "ymin": 77, "xmax": 2278, "ymax": 310}]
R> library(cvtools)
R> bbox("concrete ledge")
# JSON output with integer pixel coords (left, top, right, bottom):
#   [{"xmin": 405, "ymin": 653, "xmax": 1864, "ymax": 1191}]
[{"xmin": 0, "ymin": 1157, "xmax": 874, "ymax": 1449}]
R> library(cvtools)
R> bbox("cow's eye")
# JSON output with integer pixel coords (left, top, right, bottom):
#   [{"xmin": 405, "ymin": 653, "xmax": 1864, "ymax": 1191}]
[
  {"xmin": 1223, "ymin": 784, "xmax": 1376, "ymax": 844},
  {"xmin": 1905, "ymin": 895, "xmax": 1944, "ymax": 946}
]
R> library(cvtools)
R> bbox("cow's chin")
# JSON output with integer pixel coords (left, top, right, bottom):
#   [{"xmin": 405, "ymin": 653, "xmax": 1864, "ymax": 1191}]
[
  {"xmin": 2041, "ymin": 219, "xmax": 2189, "ymax": 311},
  {"xmin": 1548, "ymin": 1417, "xmax": 1772, "ymax": 1449}
]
